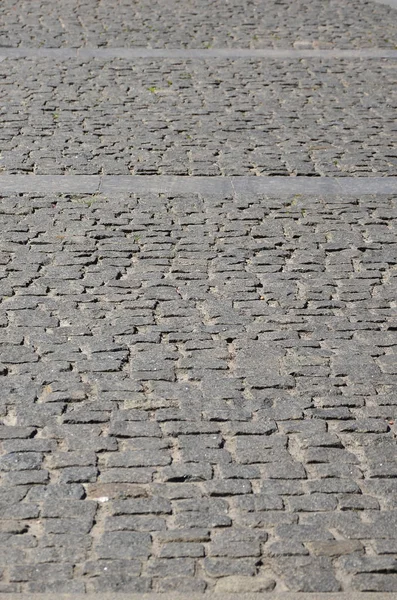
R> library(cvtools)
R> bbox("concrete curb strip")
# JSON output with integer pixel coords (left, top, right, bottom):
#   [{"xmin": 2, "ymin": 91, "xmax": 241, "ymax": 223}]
[
  {"xmin": 1, "ymin": 595, "xmax": 397, "ymax": 600},
  {"xmin": 372, "ymin": 0, "xmax": 397, "ymax": 7},
  {"xmin": 1, "ymin": 48, "xmax": 397, "ymax": 60},
  {"xmin": 0, "ymin": 175, "xmax": 396, "ymax": 195},
  {"xmin": 1, "ymin": 594, "xmax": 397, "ymax": 600}
]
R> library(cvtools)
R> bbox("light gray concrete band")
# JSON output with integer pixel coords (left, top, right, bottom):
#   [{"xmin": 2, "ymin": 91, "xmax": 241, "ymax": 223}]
[
  {"xmin": 0, "ymin": 175, "xmax": 101, "ymax": 194},
  {"xmin": 1, "ymin": 48, "xmax": 397, "ymax": 60},
  {"xmin": 0, "ymin": 176, "xmax": 396, "ymax": 195},
  {"xmin": 100, "ymin": 175, "xmax": 397, "ymax": 195},
  {"xmin": 1, "ymin": 593, "xmax": 397, "ymax": 600},
  {"xmin": 372, "ymin": 0, "xmax": 397, "ymax": 8}
]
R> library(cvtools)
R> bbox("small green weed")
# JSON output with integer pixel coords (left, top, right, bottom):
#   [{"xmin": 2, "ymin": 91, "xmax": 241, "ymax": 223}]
[{"xmin": 70, "ymin": 194, "xmax": 100, "ymax": 207}]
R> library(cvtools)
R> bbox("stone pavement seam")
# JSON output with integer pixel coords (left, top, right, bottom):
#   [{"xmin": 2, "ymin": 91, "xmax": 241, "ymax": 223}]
[
  {"xmin": 1, "ymin": 594, "xmax": 397, "ymax": 600},
  {"xmin": 372, "ymin": 0, "xmax": 397, "ymax": 7},
  {"xmin": 1, "ymin": 176, "xmax": 396, "ymax": 195},
  {"xmin": 1, "ymin": 48, "xmax": 397, "ymax": 60}
]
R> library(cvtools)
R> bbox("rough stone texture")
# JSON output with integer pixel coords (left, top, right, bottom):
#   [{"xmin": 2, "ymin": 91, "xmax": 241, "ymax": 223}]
[
  {"xmin": 1, "ymin": 58, "xmax": 396, "ymax": 177},
  {"xmin": 0, "ymin": 0, "xmax": 396, "ymax": 49},
  {"xmin": 0, "ymin": 190, "xmax": 396, "ymax": 592},
  {"xmin": 1, "ymin": 0, "xmax": 397, "ymax": 593}
]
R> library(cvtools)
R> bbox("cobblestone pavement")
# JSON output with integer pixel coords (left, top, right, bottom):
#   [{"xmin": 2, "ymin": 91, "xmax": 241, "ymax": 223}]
[
  {"xmin": 1, "ymin": 0, "xmax": 396, "ymax": 49},
  {"xmin": 1, "ymin": 58, "xmax": 396, "ymax": 176},
  {"xmin": 1, "ymin": 190, "xmax": 397, "ymax": 594},
  {"xmin": 0, "ymin": 0, "xmax": 397, "ymax": 596}
]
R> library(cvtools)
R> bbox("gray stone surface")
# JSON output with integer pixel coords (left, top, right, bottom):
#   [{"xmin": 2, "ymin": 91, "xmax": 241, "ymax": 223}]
[
  {"xmin": 373, "ymin": 0, "xmax": 397, "ymax": 7},
  {"xmin": 1, "ymin": 176, "xmax": 397, "ymax": 195},
  {"xmin": 2, "ymin": 594, "xmax": 397, "ymax": 600},
  {"xmin": 1, "ymin": 57, "xmax": 396, "ymax": 176},
  {"xmin": 0, "ymin": 190, "xmax": 396, "ymax": 592},
  {"xmin": 1, "ymin": 48, "xmax": 397, "ymax": 59},
  {"xmin": 0, "ymin": 0, "xmax": 395, "ymax": 49},
  {"xmin": 1, "ymin": 0, "xmax": 397, "ymax": 594}
]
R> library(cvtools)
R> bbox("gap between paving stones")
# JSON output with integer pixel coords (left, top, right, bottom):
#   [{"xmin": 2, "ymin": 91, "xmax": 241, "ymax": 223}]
[
  {"xmin": 0, "ymin": 176, "xmax": 396, "ymax": 195},
  {"xmin": 1, "ymin": 48, "xmax": 397, "ymax": 60}
]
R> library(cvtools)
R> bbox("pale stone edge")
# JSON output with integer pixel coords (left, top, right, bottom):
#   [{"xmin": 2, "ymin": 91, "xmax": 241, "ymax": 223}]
[
  {"xmin": 0, "ymin": 48, "xmax": 397, "ymax": 60},
  {"xmin": 372, "ymin": 0, "xmax": 397, "ymax": 8},
  {"xmin": 0, "ymin": 175, "xmax": 396, "ymax": 196},
  {"xmin": 1, "ymin": 593, "xmax": 397, "ymax": 600}
]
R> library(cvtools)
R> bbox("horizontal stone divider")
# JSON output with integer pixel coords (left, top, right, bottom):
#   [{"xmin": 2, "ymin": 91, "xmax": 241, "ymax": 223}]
[
  {"xmin": 1, "ymin": 47, "xmax": 397, "ymax": 60},
  {"xmin": 373, "ymin": 0, "xmax": 397, "ymax": 6},
  {"xmin": 0, "ymin": 175, "xmax": 396, "ymax": 196},
  {"xmin": 0, "ymin": 593, "xmax": 396, "ymax": 600},
  {"xmin": 0, "ymin": 175, "xmax": 101, "ymax": 194},
  {"xmin": 229, "ymin": 177, "xmax": 397, "ymax": 196},
  {"xmin": 100, "ymin": 175, "xmax": 233, "ymax": 195}
]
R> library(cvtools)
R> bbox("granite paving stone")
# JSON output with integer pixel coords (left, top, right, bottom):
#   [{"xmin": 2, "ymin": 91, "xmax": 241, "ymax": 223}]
[
  {"xmin": 1, "ymin": 0, "xmax": 397, "ymax": 594},
  {"xmin": 0, "ymin": 190, "xmax": 396, "ymax": 592},
  {"xmin": 0, "ymin": 58, "xmax": 396, "ymax": 177},
  {"xmin": 0, "ymin": 0, "xmax": 396, "ymax": 49}
]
